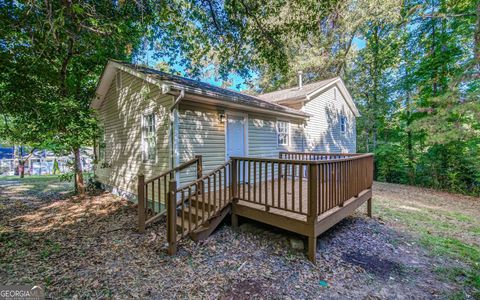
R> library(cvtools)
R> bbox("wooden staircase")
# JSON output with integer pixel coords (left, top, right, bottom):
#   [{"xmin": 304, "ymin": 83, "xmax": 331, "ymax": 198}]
[
  {"xmin": 167, "ymin": 160, "xmax": 233, "ymax": 254},
  {"xmin": 176, "ymin": 203, "xmax": 231, "ymax": 241}
]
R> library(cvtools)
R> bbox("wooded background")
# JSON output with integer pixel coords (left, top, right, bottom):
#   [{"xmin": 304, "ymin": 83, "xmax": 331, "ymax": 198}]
[{"xmin": 0, "ymin": 0, "xmax": 478, "ymax": 195}]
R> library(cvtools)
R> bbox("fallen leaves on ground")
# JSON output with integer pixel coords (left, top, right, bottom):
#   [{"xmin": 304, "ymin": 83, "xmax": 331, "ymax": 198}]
[{"xmin": 0, "ymin": 179, "xmax": 473, "ymax": 298}]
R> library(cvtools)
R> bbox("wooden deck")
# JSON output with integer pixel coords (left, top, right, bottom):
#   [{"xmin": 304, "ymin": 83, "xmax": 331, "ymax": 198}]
[
  {"xmin": 139, "ymin": 152, "xmax": 374, "ymax": 263},
  {"xmin": 234, "ymin": 187, "xmax": 372, "ymax": 234}
]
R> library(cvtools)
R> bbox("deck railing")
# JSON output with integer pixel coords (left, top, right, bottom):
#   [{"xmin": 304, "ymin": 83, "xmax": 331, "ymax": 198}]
[
  {"xmin": 231, "ymin": 153, "xmax": 374, "ymax": 221},
  {"xmin": 137, "ymin": 155, "xmax": 203, "ymax": 232},
  {"xmin": 309, "ymin": 153, "xmax": 374, "ymax": 216},
  {"xmin": 140, "ymin": 151, "xmax": 373, "ymax": 260},
  {"xmin": 279, "ymin": 151, "xmax": 358, "ymax": 160},
  {"xmin": 231, "ymin": 157, "xmax": 312, "ymax": 216}
]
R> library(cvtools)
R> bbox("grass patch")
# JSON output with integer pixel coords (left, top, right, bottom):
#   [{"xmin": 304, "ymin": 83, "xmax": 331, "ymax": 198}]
[
  {"xmin": 0, "ymin": 174, "xmax": 74, "ymax": 195},
  {"xmin": 40, "ymin": 240, "xmax": 62, "ymax": 259},
  {"xmin": 373, "ymin": 197, "xmax": 480, "ymax": 296},
  {"xmin": 421, "ymin": 236, "xmax": 480, "ymax": 264},
  {"xmin": 0, "ymin": 174, "xmax": 61, "ymax": 181},
  {"xmin": 422, "ymin": 236, "xmax": 480, "ymax": 293}
]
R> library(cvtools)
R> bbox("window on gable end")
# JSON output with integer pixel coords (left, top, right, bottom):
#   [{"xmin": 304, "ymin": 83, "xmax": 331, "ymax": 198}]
[{"xmin": 340, "ymin": 115, "xmax": 347, "ymax": 133}]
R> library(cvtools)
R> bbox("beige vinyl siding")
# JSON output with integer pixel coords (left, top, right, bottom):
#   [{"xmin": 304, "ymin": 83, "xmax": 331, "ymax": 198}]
[
  {"xmin": 177, "ymin": 102, "xmax": 226, "ymax": 186},
  {"xmin": 247, "ymin": 114, "xmax": 304, "ymax": 183},
  {"xmin": 248, "ymin": 114, "xmax": 304, "ymax": 158},
  {"xmin": 302, "ymin": 85, "xmax": 356, "ymax": 153},
  {"xmin": 176, "ymin": 104, "xmax": 306, "ymax": 186},
  {"xmin": 248, "ymin": 115, "xmax": 277, "ymax": 158},
  {"xmin": 96, "ymin": 70, "xmax": 173, "ymax": 200}
]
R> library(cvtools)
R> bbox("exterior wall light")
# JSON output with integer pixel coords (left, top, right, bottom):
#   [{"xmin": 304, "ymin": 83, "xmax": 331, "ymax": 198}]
[{"xmin": 219, "ymin": 113, "xmax": 226, "ymax": 123}]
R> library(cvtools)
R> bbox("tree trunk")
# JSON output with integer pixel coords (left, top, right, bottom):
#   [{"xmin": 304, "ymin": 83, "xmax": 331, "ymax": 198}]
[
  {"xmin": 74, "ymin": 147, "xmax": 85, "ymax": 196},
  {"xmin": 405, "ymin": 68, "xmax": 415, "ymax": 184},
  {"xmin": 476, "ymin": 1, "xmax": 480, "ymax": 75},
  {"xmin": 18, "ymin": 161, "xmax": 25, "ymax": 178},
  {"xmin": 17, "ymin": 148, "xmax": 35, "ymax": 178}
]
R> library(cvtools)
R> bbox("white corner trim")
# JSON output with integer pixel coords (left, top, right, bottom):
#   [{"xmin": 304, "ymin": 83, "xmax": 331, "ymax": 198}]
[{"xmin": 172, "ymin": 106, "xmax": 180, "ymax": 182}]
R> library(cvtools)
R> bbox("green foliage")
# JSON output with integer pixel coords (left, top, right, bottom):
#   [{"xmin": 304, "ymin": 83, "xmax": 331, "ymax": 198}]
[
  {"xmin": 0, "ymin": 0, "xmax": 477, "ymax": 195},
  {"xmin": 349, "ymin": 0, "xmax": 480, "ymax": 195},
  {"xmin": 374, "ymin": 143, "xmax": 408, "ymax": 184},
  {"xmin": 0, "ymin": 1, "xmax": 156, "ymax": 152},
  {"xmin": 172, "ymin": 0, "xmax": 479, "ymax": 195}
]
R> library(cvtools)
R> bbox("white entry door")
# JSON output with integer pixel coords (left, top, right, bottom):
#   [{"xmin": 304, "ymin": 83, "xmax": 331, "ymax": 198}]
[{"xmin": 226, "ymin": 114, "xmax": 246, "ymax": 159}]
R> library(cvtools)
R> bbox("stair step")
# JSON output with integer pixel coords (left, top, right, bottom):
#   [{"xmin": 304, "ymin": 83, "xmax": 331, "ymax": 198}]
[
  {"xmin": 176, "ymin": 217, "xmax": 197, "ymax": 232},
  {"xmin": 188, "ymin": 197, "xmax": 217, "ymax": 212},
  {"xmin": 180, "ymin": 206, "xmax": 211, "ymax": 221},
  {"xmin": 190, "ymin": 205, "xmax": 231, "ymax": 241},
  {"xmin": 175, "ymin": 204, "xmax": 231, "ymax": 239}
]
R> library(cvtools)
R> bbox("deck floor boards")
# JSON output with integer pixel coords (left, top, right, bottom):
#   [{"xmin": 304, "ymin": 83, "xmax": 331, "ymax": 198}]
[{"xmin": 237, "ymin": 177, "xmax": 342, "ymax": 223}]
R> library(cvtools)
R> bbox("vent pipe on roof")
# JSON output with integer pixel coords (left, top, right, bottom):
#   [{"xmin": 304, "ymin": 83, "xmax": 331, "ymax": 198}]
[{"xmin": 297, "ymin": 71, "xmax": 303, "ymax": 89}]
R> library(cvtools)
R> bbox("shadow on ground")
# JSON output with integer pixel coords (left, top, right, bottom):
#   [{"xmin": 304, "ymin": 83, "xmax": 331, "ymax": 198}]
[{"xmin": 0, "ymin": 178, "xmax": 470, "ymax": 298}]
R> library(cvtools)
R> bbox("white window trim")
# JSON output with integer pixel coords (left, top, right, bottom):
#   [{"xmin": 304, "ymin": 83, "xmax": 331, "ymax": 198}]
[
  {"xmin": 276, "ymin": 119, "xmax": 290, "ymax": 147},
  {"xmin": 98, "ymin": 127, "xmax": 106, "ymax": 163},
  {"xmin": 142, "ymin": 111, "xmax": 157, "ymax": 163},
  {"xmin": 115, "ymin": 71, "xmax": 122, "ymax": 91}
]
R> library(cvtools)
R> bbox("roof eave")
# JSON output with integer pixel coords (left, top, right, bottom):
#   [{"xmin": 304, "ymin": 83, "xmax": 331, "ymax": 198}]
[
  {"xmin": 167, "ymin": 83, "xmax": 310, "ymax": 119},
  {"xmin": 91, "ymin": 61, "xmax": 166, "ymax": 109},
  {"xmin": 92, "ymin": 61, "xmax": 311, "ymax": 119}
]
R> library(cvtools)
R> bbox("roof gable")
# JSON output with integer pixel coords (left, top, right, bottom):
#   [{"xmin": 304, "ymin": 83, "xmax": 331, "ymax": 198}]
[
  {"xmin": 257, "ymin": 78, "xmax": 338, "ymax": 102},
  {"xmin": 257, "ymin": 77, "xmax": 360, "ymax": 117}
]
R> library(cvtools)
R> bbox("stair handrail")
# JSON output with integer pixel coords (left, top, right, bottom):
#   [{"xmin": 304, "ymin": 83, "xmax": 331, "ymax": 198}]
[
  {"xmin": 144, "ymin": 156, "xmax": 201, "ymax": 184},
  {"xmin": 138, "ymin": 155, "xmax": 203, "ymax": 233},
  {"xmin": 167, "ymin": 160, "xmax": 232, "ymax": 255},
  {"xmin": 174, "ymin": 160, "xmax": 232, "ymax": 193}
]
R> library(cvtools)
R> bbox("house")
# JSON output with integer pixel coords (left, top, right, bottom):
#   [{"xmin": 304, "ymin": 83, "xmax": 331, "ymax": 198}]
[
  {"xmin": 91, "ymin": 61, "xmax": 360, "ymax": 201},
  {"xmin": 92, "ymin": 61, "xmax": 372, "ymax": 263},
  {"xmin": 0, "ymin": 145, "xmax": 14, "ymax": 159}
]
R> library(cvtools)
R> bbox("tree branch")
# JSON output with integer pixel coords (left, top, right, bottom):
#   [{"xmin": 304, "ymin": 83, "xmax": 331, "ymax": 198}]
[
  {"xmin": 205, "ymin": 0, "xmax": 222, "ymax": 33},
  {"xmin": 79, "ymin": 23, "xmax": 110, "ymax": 35},
  {"xmin": 238, "ymin": 0, "xmax": 281, "ymax": 49}
]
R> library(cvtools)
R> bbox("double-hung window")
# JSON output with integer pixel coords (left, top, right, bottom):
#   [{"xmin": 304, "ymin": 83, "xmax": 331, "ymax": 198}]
[
  {"xmin": 277, "ymin": 120, "xmax": 290, "ymax": 146},
  {"xmin": 98, "ymin": 128, "xmax": 106, "ymax": 163},
  {"xmin": 340, "ymin": 115, "xmax": 347, "ymax": 133},
  {"xmin": 142, "ymin": 113, "xmax": 156, "ymax": 162}
]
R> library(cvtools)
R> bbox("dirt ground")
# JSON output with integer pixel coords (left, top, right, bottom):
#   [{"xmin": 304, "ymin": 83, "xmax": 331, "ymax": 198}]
[{"xmin": 0, "ymin": 177, "xmax": 478, "ymax": 299}]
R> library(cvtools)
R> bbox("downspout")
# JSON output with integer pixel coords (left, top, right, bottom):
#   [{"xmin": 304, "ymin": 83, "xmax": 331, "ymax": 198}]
[{"xmin": 169, "ymin": 89, "xmax": 184, "ymax": 177}]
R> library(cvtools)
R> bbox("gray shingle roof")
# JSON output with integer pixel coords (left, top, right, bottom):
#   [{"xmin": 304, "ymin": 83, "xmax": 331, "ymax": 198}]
[
  {"xmin": 257, "ymin": 77, "xmax": 339, "ymax": 103},
  {"xmin": 115, "ymin": 61, "xmax": 309, "ymax": 118}
]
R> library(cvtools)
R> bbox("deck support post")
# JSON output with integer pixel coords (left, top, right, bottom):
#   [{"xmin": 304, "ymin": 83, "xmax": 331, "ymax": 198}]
[
  {"xmin": 307, "ymin": 163, "xmax": 319, "ymax": 264},
  {"xmin": 231, "ymin": 212, "xmax": 238, "ymax": 229},
  {"xmin": 137, "ymin": 174, "xmax": 145, "ymax": 233},
  {"xmin": 308, "ymin": 236, "xmax": 317, "ymax": 263},
  {"xmin": 231, "ymin": 158, "xmax": 238, "ymax": 229},
  {"xmin": 232, "ymin": 158, "xmax": 238, "ymax": 200},
  {"xmin": 367, "ymin": 197, "xmax": 372, "ymax": 218},
  {"xmin": 167, "ymin": 179, "xmax": 177, "ymax": 255},
  {"xmin": 196, "ymin": 155, "xmax": 203, "ymax": 194}
]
